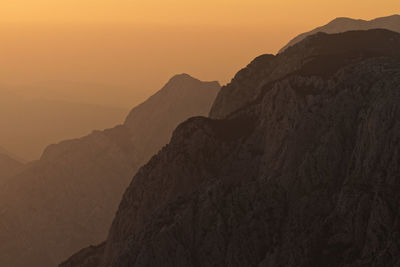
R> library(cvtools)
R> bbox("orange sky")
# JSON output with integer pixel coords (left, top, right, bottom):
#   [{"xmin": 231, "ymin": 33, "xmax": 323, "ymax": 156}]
[
  {"xmin": 1, "ymin": 0, "xmax": 399, "ymax": 26},
  {"xmin": 0, "ymin": 0, "xmax": 399, "ymax": 107}
]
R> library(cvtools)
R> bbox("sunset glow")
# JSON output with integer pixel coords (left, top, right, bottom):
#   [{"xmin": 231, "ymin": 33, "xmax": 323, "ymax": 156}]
[{"xmin": 0, "ymin": 0, "xmax": 399, "ymax": 106}]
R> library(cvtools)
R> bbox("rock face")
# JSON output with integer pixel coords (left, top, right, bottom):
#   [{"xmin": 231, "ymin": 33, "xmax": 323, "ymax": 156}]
[
  {"xmin": 0, "ymin": 74, "xmax": 220, "ymax": 267},
  {"xmin": 61, "ymin": 29, "xmax": 400, "ymax": 267},
  {"xmin": 210, "ymin": 29, "xmax": 400, "ymax": 119},
  {"xmin": 279, "ymin": 14, "xmax": 400, "ymax": 53}
]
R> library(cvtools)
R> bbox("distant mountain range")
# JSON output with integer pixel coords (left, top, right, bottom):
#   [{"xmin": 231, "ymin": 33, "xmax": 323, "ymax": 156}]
[
  {"xmin": 0, "ymin": 74, "xmax": 220, "ymax": 267},
  {"xmin": 0, "ymin": 88, "xmax": 128, "ymax": 160},
  {"xmin": 61, "ymin": 29, "xmax": 400, "ymax": 267},
  {"xmin": 279, "ymin": 14, "xmax": 400, "ymax": 53},
  {"xmin": 0, "ymin": 152, "xmax": 23, "ymax": 185},
  {"xmin": 1, "ymin": 14, "xmax": 399, "ymax": 267},
  {"xmin": 0, "ymin": 146, "xmax": 24, "ymax": 163},
  {"xmin": 0, "ymin": 146, "xmax": 24, "ymax": 184}
]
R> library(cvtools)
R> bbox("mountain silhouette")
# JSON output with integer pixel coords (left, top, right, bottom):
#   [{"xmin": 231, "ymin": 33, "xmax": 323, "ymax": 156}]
[
  {"xmin": 61, "ymin": 29, "xmax": 400, "ymax": 267},
  {"xmin": 0, "ymin": 152, "xmax": 23, "ymax": 185},
  {"xmin": 0, "ymin": 74, "xmax": 219, "ymax": 267},
  {"xmin": 0, "ymin": 88, "xmax": 128, "ymax": 160},
  {"xmin": 279, "ymin": 14, "xmax": 400, "ymax": 53},
  {"xmin": 0, "ymin": 146, "xmax": 24, "ymax": 163}
]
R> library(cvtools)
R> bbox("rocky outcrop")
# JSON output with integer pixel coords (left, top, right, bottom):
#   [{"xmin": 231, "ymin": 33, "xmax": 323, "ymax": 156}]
[
  {"xmin": 62, "ymin": 30, "xmax": 400, "ymax": 267},
  {"xmin": 279, "ymin": 14, "xmax": 400, "ymax": 53},
  {"xmin": 210, "ymin": 29, "xmax": 400, "ymax": 119},
  {"xmin": 0, "ymin": 74, "xmax": 219, "ymax": 267}
]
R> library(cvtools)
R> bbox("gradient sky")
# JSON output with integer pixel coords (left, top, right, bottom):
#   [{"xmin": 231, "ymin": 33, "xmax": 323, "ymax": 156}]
[{"xmin": 1, "ymin": 0, "xmax": 399, "ymax": 107}]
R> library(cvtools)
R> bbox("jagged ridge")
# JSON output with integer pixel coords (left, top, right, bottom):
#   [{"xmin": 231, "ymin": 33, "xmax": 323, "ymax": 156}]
[
  {"xmin": 61, "ymin": 29, "xmax": 400, "ymax": 267},
  {"xmin": 279, "ymin": 14, "xmax": 400, "ymax": 53}
]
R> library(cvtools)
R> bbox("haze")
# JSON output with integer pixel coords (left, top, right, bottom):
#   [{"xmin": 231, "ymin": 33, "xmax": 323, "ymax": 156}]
[
  {"xmin": 1, "ymin": 1, "xmax": 400, "ymax": 266},
  {"xmin": 0, "ymin": 0, "xmax": 398, "ymax": 159},
  {"xmin": 1, "ymin": 0, "xmax": 398, "ymax": 107}
]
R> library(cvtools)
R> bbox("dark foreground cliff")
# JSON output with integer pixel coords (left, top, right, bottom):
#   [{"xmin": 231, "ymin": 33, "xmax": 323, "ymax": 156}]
[{"xmin": 62, "ymin": 29, "xmax": 400, "ymax": 267}]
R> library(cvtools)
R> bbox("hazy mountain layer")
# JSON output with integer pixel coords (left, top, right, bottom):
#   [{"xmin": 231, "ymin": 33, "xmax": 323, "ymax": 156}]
[
  {"xmin": 0, "ymin": 74, "xmax": 219, "ymax": 267},
  {"xmin": 61, "ymin": 30, "xmax": 400, "ymax": 267},
  {"xmin": 0, "ymin": 153, "xmax": 23, "ymax": 184},
  {"xmin": 279, "ymin": 14, "xmax": 400, "ymax": 53},
  {"xmin": 0, "ymin": 89, "xmax": 128, "ymax": 160},
  {"xmin": 0, "ymin": 146, "xmax": 24, "ymax": 163}
]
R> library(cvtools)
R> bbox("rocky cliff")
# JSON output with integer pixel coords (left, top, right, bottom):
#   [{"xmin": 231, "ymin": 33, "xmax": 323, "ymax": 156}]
[
  {"xmin": 61, "ymin": 29, "xmax": 400, "ymax": 267},
  {"xmin": 0, "ymin": 74, "xmax": 219, "ymax": 267},
  {"xmin": 279, "ymin": 14, "xmax": 400, "ymax": 53}
]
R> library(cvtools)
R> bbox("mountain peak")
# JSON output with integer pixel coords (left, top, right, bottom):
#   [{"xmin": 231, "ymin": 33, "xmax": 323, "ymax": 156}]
[
  {"xmin": 166, "ymin": 73, "xmax": 220, "ymax": 88},
  {"xmin": 329, "ymin": 17, "xmax": 359, "ymax": 23},
  {"xmin": 170, "ymin": 73, "xmax": 196, "ymax": 80},
  {"xmin": 166, "ymin": 73, "xmax": 201, "ymax": 85},
  {"xmin": 279, "ymin": 14, "xmax": 400, "ymax": 53}
]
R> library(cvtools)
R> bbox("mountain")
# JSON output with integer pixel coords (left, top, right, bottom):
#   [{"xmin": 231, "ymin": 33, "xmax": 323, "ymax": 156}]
[
  {"xmin": 0, "ymin": 88, "xmax": 128, "ymax": 160},
  {"xmin": 0, "ymin": 146, "xmax": 24, "ymax": 184},
  {"xmin": 279, "ymin": 14, "xmax": 400, "ymax": 53},
  {"xmin": 123, "ymin": 73, "xmax": 221, "ymax": 163},
  {"xmin": 0, "ymin": 152, "xmax": 23, "ymax": 184},
  {"xmin": 0, "ymin": 146, "xmax": 24, "ymax": 163},
  {"xmin": 61, "ymin": 29, "xmax": 400, "ymax": 267},
  {"xmin": 0, "ymin": 74, "xmax": 220, "ymax": 267}
]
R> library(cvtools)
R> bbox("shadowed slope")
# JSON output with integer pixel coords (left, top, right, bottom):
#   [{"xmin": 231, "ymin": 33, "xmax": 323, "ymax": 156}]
[
  {"xmin": 61, "ymin": 30, "xmax": 400, "ymax": 267},
  {"xmin": 210, "ymin": 29, "xmax": 400, "ymax": 119}
]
